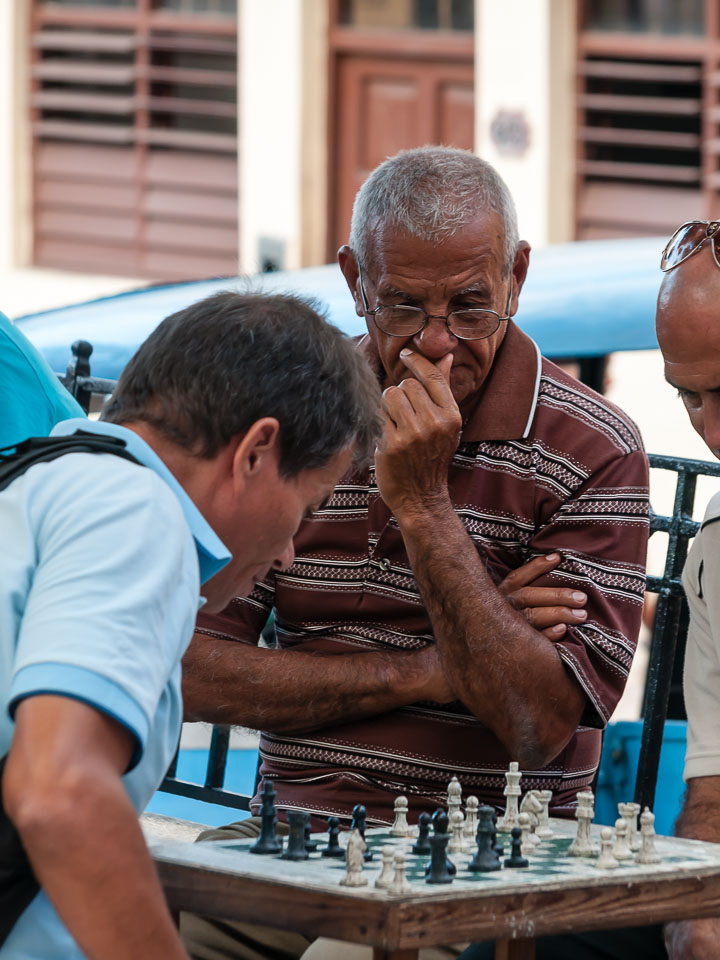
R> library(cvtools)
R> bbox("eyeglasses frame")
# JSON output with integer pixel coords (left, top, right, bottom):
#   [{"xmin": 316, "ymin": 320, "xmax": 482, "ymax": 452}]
[
  {"xmin": 661, "ymin": 220, "xmax": 720, "ymax": 273},
  {"xmin": 356, "ymin": 262, "xmax": 513, "ymax": 342}
]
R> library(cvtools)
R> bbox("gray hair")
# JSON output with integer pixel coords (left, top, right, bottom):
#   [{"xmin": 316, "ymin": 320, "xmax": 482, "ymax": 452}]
[{"xmin": 349, "ymin": 146, "xmax": 519, "ymax": 275}]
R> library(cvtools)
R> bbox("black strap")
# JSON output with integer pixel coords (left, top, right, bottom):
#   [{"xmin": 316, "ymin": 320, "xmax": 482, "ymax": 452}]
[{"xmin": 0, "ymin": 755, "xmax": 39, "ymax": 946}]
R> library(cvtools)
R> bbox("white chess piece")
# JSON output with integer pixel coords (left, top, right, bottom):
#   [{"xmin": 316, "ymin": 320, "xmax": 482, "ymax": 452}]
[
  {"xmin": 389, "ymin": 849, "xmax": 412, "ymax": 895},
  {"xmin": 535, "ymin": 790, "xmax": 553, "ymax": 839},
  {"xmin": 448, "ymin": 776, "xmax": 463, "ymax": 822},
  {"xmin": 448, "ymin": 809, "xmax": 465, "ymax": 854},
  {"xmin": 518, "ymin": 812, "xmax": 539, "ymax": 857},
  {"xmin": 389, "ymin": 796, "xmax": 413, "ymax": 838},
  {"xmin": 636, "ymin": 807, "xmax": 661, "ymax": 864},
  {"xmin": 340, "ymin": 828, "xmax": 368, "ymax": 887},
  {"xmin": 498, "ymin": 761, "xmax": 522, "ymax": 833},
  {"xmin": 612, "ymin": 818, "xmax": 633, "ymax": 861},
  {"xmin": 519, "ymin": 791, "xmax": 543, "ymax": 849},
  {"xmin": 595, "ymin": 827, "xmax": 619, "ymax": 869},
  {"xmin": 463, "ymin": 795, "xmax": 479, "ymax": 840},
  {"xmin": 568, "ymin": 790, "xmax": 599, "ymax": 857},
  {"xmin": 618, "ymin": 801, "xmax": 642, "ymax": 852},
  {"xmin": 375, "ymin": 845, "xmax": 395, "ymax": 889}
]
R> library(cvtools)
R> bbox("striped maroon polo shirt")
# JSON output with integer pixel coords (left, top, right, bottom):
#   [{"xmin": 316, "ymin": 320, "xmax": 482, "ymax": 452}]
[{"xmin": 196, "ymin": 320, "xmax": 650, "ymax": 826}]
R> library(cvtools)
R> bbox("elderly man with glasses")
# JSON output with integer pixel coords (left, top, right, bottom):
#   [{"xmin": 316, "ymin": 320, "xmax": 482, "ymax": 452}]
[{"xmin": 181, "ymin": 147, "xmax": 650, "ymax": 960}]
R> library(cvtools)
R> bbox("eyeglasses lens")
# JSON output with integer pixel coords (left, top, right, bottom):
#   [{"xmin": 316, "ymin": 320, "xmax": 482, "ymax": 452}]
[
  {"xmin": 450, "ymin": 311, "xmax": 500, "ymax": 340},
  {"xmin": 664, "ymin": 222, "xmax": 716, "ymax": 269},
  {"xmin": 374, "ymin": 307, "xmax": 500, "ymax": 340}
]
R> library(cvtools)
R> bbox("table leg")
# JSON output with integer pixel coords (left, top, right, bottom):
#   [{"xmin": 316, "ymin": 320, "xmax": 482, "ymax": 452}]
[
  {"xmin": 372, "ymin": 950, "xmax": 419, "ymax": 959},
  {"xmin": 494, "ymin": 939, "xmax": 536, "ymax": 960}
]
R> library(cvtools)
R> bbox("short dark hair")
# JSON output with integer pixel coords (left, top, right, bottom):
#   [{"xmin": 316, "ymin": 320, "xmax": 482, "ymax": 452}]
[{"xmin": 102, "ymin": 291, "xmax": 382, "ymax": 476}]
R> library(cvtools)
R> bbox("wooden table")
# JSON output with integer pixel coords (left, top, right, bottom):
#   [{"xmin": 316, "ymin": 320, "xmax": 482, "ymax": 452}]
[{"xmin": 150, "ymin": 820, "xmax": 720, "ymax": 959}]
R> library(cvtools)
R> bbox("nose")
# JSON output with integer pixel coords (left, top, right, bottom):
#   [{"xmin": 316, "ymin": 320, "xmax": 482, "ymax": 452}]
[
  {"xmin": 273, "ymin": 541, "xmax": 296, "ymax": 572},
  {"xmin": 412, "ymin": 316, "xmax": 457, "ymax": 360}
]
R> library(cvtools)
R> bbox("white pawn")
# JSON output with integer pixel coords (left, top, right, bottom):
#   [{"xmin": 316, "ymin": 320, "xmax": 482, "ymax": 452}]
[
  {"xmin": 448, "ymin": 776, "xmax": 463, "ymax": 822},
  {"xmin": 618, "ymin": 801, "xmax": 642, "ymax": 852},
  {"xmin": 448, "ymin": 809, "xmax": 465, "ymax": 854},
  {"xmin": 340, "ymin": 828, "xmax": 368, "ymax": 887},
  {"xmin": 568, "ymin": 790, "xmax": 598, "ymax": 857},
  {"xmin": 375, "ymin": 845, "xmax": 395, "ymax": 889},
  {"xmin": 535, "ymin": 790, "xmax": 554, "ymax": 838},
  {"xmin": 595, "ymin": 827, "xmax": 619, "ymax": 869},
  {"xmin": 498, "ymin": 761, "xmax": 522, "ymax": 833},
  {"xmin": 636, "ymin": 807, "xmax": 660, "ymax": 865},
  {"xmin": 518, "ymin": 812, "xmax": 538, "ymax": 857},
  {"xmin": 612, "ymin": 818, "xmax": 633, "ymax": 861},
  {"xmin": 463, "ymin": 796, "xmax": 479, "ymax": 839},
  {"xmin": 389, "ymin": 849, "xmax": 412, "ymax": 895},
  {"xmin": 389, "ymin": 795, "xmax": 413, "ymax": 838}
]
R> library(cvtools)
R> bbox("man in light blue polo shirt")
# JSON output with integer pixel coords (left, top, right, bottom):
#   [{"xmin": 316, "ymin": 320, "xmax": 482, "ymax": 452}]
[
  {"xmin": 0, "ymin": 310, "xmax": 84, "ymax": 449},
  {"xmin": 0, "ymin": 291, "xmax": 381, "ymax": 960}
]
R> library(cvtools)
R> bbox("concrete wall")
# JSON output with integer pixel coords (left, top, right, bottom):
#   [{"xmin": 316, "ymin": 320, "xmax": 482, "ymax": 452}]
[{"xmin": 475, "ymin": 0, "xmax": 576, "ymax": 249}]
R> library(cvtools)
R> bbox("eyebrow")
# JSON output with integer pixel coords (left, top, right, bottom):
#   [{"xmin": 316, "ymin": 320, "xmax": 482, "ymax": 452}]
[
  {"xmin": 376, "ymin": 282, "xmax": 493, "ymax": 300},
  {"xmin": 665, "ymin": 375, "xmax": 720, "ymax": 394}
]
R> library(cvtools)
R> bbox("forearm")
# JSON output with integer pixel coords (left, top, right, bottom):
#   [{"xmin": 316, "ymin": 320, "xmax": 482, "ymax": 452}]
[
  {"xmin": 5, "ymin": 761, "xmax": 187, "ymax": 960},
  {"xmin": 396, "ymin": 499, "xmax": 585, "ymax": 767},
  {"xmin": 674, "ymin": 777, "xmax": 720, "ymax": 843},
  {"xmin": 182, "ymin": 632, "xmax": 447, "ymax": 732}
]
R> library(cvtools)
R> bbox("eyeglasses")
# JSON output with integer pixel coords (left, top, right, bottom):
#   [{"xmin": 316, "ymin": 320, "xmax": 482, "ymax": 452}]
[
  {"xmin": 661, "ymin": 220, "xmax": 720, "ymax": 272},
  {"xmin": 357, "ymin": 264, "xmax": 512, "ymax": 341}
]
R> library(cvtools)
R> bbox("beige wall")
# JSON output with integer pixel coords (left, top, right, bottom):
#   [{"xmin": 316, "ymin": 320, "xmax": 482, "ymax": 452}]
[{"xmin": 475, "ymin": 0, "xmax": 576, "ymax": 248}]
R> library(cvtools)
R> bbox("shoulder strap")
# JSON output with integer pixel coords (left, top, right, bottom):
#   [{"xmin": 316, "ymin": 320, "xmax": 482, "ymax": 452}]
[{"xmin": 0, "ymin": 431, "xmax": 142, "ymax": 493}]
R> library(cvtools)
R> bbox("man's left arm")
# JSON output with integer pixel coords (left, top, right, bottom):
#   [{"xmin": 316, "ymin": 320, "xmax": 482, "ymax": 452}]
[{"xmin": 377, "ymin": 350, "xmax": 648, "ymax": 769}]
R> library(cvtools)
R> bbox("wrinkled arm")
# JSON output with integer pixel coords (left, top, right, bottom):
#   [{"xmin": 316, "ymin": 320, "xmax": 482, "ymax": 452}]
[{"xmin": 3, "ymin": 696, "xmax": 188, "ymax": 960}]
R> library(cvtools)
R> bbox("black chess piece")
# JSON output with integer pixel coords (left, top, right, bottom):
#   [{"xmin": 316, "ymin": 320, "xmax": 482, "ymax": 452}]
[
  {"xmin": 281, "ymin": 810, "xmax": 310, "ymax": 861},
  {"xmin": 304, "ymin": 821, "xmax": 319, "ymax": 853},
  {"xmin": 425, "ymin": 810, "xmax": 454, "ymax": 884},
  {"xmin": 350, "ymin": 803, "xmax": 373, "ymax": 862},
  {"xmin": 468, "ymin": 806, "xmax": 501, "ymax": 872},
  {"xmin": 321, "ymin": 816, "xmax": 344, "ymax": 858},
  {"xmin": 411, "ymin": 812, "xmax": 432, "ymax": 856},
  {"xmin": 492, "ymin": 809, "xmax": 504, "ymax": 859},
  {"xmin": 249, "ymin": 780, "xmax": 282, "ymax": 855},
  {"xmin": 503, "ymin": 826, "xmax": 529, "ymax": 869}
]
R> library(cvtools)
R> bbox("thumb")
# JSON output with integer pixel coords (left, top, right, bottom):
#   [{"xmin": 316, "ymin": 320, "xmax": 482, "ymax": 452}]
[{"xmin": 437, "ymin": 353, "xmax": 453, "ymax": 382}]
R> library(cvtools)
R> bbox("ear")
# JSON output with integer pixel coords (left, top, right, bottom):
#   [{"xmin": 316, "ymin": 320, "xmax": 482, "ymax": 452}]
[
  {"xmin": 231, "ymin": 417, "xmax": 282, "ymax": 490},
  {"xmin": 509, "ymin": 241, "xmax": 531, "ymax": 317},
  {"xmin": 338, "ymin": 245, "xmax": 364, "ymax": 319}
]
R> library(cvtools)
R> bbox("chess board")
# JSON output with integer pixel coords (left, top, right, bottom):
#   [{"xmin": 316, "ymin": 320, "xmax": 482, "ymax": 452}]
[{"xmin": 151, "ymin": 817, "xmax": 720, "ymax": 901}]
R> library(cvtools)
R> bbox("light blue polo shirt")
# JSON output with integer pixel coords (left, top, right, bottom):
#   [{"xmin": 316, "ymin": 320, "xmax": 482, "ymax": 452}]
[
  {"xmin": 1, "ymin": 419, "xmax": 230, "ymax": 959},
  {"xmin": 0, "ymin": 311, "xmax": 84, "ymax": 450}
]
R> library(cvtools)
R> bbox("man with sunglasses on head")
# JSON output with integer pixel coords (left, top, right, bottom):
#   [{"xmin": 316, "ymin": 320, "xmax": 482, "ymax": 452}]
[{"xmin": 182, "ymin": 147, "xmax": 650, "ymax": 960}]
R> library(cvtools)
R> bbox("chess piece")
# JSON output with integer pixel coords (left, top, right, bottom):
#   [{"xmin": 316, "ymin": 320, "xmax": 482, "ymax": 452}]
[
  {"xmin": 426, "ymin": 812, "xmax": 454, "ymax": 884},
  {"xmin": 636, "ymin": 807, "xmax": 661, "ymax": 865},
  {"xmin": 447, "ymin": 776, "xmax": 463, "ymax": 823},
  {"xmin": 468, "ymin": 805, "xmax": 501, "ymax": 872},
  {"xmin": 249, "ymin": 779, "xmax": 282, "ymax": 855},
  {"xmin": 448, "ymin": 809, "xmax": 465, "ymax": 854},
  {"xmin": 411, "ymin": 812, "xmax": 432, "ymax": 856},
  {"xmin": 492, "ymin": 810, "xmax": 504, "ymax": 859},
  {"xmin": 568, "ymin": 790, "xmax": 599, "ymax": 857},
  {"xmin": 389, "ymin": 796, "xmax": 413, "ymax": 838},
  {"xmin": 321, "ymin": 816, "xmax": 344, "ymax": 858},
  {"xmin": 535, "ymin": 790, "xmax": 554, "ymax": 839},
  {"xmin": 350, "ymin": 803, "xmax": 373, "ymax": 862},
  {"xmin": 340, "ymin": 828, "xmax": 368, "ymax": 887},
  {"xmin": 612, "ymin": 818, "xmax": 633, "ymax": 861},
  {"xmin": 595, "ymin": 827, "xmax": 619, "ymax": 869},
  {"xmin": 503, "ymin": 826, "xmax": 529, "ymax": 868},
  {"xmin": 282, "ymin": 810, "xmax": 310, "ymax": 861},
  {"xmin": 390, "ymin": 849, "xmax": 412, "ymax": 895},
  {"xmin": 498, "ymin": 761, "xmax": 522, "ymax": 832},
  {"xmin": 304, "ymin": 821, "xmax": 319, "ymax": 853},
  {"xmin": 375, "ymin": 846, "xmax": 395, "ymax": 889},
  {"xmin": 463, "ymin": 796, "xmax": 479, "ymax": 840},
  {"xmin": 519, "ymin": 793, "xmax": 542, "ymax": 850},
  {"xmin": 618, "ymin": 801, "xmax": 642, "ymax": 852}
]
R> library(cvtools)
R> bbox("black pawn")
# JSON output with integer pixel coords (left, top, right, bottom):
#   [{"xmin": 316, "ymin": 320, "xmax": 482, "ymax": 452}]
[
  {"xmin": 281, "ymin": 810, "xmax": 310, "ymax": 861},
  {"xmin": 411, "ymin": 812, "xmax": 432, "ymax": 855},
  {"xmin": 304, "ymin": 821, "xmax": 319, "ymax": 853},
  {"xmin": 350, "ymin": 803, "xmax": 373, "ymax": 862},
  {"xmin": 426, "ymin": 810, "xmax": 453, "ymax": 884},
  {"xmin": 503, "ymin": 826, "xmax": 528, "ymax": 869},
  {"xmin": 249, "ymin": 780, "xmax": 282, "ymax": 855},
  {"xmin": 468, "ymin": 806, "xmax": 500, "ymax": 872},
  {"xmin": 321, "ymin": 816, "xmax": 344, "ymax": 858}
]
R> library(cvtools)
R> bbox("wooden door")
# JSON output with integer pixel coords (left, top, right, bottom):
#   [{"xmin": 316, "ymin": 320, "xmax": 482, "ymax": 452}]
[{"xmin": 328, "ymin": 3, "xmax": 474, "ymax": 258}]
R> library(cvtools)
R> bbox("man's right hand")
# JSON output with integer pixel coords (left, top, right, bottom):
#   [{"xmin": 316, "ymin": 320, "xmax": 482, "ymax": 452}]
[
  {"xmin": 665, "ymin": 918, "xmax": 720, "ymax": 959},
  {"xmin": 498, "ymin": 553, "xmax": 588, "ymax": 638}
]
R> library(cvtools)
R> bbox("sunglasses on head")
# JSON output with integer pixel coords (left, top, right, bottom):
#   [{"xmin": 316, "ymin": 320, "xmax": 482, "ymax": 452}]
[{"xmin": 661, "ymin": 220, "xmax": 720, "ymax": 272}]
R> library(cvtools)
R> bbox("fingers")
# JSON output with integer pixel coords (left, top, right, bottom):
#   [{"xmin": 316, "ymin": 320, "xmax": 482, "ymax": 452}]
[
  {"xmin": 499, "ymin": 553, "xmax": 564, "ymax": 592},
  {"xmin": 507, "ymin": 586, "xmax": 587, "ymax": 611},
  {"xmin": 520, "ymin": 604, "xmax": 588, "ymax": 631},
  {"xmin": 399, "ymin": 349, "xmax": 456, "ymax": 406}
]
